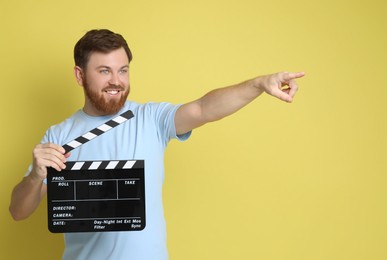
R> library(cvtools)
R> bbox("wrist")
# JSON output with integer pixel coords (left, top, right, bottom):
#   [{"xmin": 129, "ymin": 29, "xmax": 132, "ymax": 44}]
[
  {"xmin": 28, "ymin": 170, "xmax": 45, "ymax": 184},
  {"xmin": 250, "ymin": 76, "xmax": 265, "ymax": 94}
]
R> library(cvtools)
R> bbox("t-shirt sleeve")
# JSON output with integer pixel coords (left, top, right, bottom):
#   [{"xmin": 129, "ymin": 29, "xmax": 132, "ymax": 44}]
[{"xmin": 153, "ymin": 102, "xmax": 191, "ymax": 145}]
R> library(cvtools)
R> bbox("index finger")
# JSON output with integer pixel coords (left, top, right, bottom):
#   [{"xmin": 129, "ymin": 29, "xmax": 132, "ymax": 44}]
[
  {"xmin": 284, "ymin": 71, "xmax": 306, "ymax": 81},
  {"xmin": 43, "ymin": 142, "xmax": 66, "ymax": 155}
]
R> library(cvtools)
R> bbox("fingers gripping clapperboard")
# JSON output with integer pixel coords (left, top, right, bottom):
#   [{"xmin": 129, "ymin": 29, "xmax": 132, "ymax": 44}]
[{"xmin": 47, "ymin": 110, "xmax": 146, "ymax": 233}]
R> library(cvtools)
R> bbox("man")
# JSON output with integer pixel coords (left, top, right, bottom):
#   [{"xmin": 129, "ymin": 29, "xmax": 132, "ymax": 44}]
[{"xmin": 9, "ymin": 29, "xmax": 305, "ymax": 259}]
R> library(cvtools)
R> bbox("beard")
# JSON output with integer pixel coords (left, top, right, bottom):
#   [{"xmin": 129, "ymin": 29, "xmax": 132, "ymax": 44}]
[{"xmin": 83, "ymin": 78, "xmax": 129, "ymax": 115}]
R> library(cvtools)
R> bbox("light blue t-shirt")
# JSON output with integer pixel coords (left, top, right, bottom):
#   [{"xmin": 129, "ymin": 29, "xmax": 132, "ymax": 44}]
[{"xmin": 33, "ymin": 101, "xmax": 190, "ymax": 260}]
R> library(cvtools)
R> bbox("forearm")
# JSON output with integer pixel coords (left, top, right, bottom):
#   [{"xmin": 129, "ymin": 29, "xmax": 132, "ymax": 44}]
[
  {"xmin": 199, "ymin": 77, "xmax": 263, "ymax": 122},
  {"xmin": 176, "ymin": 77, "xmax": 265, "ymax": 134},
  {"xmin": 9, "ymin": 173, "xmax": 46, "ymax": 221}
]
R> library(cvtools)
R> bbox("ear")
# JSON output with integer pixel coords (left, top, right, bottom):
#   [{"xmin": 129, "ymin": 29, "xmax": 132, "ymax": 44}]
[{"xmin": 74, "ymin": 66, "xmax": 84, "ymax": 86}]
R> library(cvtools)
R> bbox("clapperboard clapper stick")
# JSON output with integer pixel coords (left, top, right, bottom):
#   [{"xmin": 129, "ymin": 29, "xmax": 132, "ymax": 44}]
[
  {"xmin": 46, "ymin": 110, "xmax": 147, "ymax": 233},
  {"xmin": 62, "ymin": 110, "xmax": 134, "ymax": 154}
]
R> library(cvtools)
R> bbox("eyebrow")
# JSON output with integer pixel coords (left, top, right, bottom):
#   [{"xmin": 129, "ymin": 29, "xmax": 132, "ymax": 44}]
[{"xmin": 95, "ymin": 65, "xmax": 129, "ymax": 70}]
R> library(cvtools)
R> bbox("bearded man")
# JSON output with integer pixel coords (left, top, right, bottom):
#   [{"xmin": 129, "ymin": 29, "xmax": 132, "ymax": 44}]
[{"xmin": 10, "ymin": 29, "xmax": 304, "ymax": 260}]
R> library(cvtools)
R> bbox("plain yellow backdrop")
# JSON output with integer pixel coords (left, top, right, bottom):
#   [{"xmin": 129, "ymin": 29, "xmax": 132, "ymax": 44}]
[{"xmin": 1, "ymin": 0, "xmax": 386, "ymax": 259}]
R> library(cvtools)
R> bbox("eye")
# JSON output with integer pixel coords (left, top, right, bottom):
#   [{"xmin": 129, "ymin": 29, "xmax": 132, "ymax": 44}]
[
  {"xmin": 100, "ymin": 69, "xmax": 110, "ymax": 75},
  {"xmin": 119, "ymin": 69, "xmax": 128, "ymax": 74}
]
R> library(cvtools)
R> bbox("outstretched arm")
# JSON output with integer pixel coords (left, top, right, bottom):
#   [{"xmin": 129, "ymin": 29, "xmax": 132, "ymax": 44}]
[{"xmin": 175, "ymin": 71, "xmax": 305, "ymax": 135}]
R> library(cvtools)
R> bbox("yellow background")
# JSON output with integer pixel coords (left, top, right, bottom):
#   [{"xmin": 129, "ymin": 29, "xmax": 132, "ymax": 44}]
[{"xmin": 1, "ymin": 0, "xmax": 386, "ymax": 259}]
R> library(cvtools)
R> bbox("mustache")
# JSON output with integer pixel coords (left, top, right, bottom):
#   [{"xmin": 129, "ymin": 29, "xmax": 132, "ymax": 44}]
[{"xmin": 102, "ymin": 85, "xmax": 126, "ymax": 91}]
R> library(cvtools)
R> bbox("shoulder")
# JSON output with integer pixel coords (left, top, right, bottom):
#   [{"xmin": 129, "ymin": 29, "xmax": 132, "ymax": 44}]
[
  {"xmin": 43, "ymin": 110, "xmax": 87, "ymax": 144},
  {"xmin": 129, "ymin": 101, "xmax": 179, "ymax": 114},
  {"xmin": 48, "ymin": 110, "xmax": 83, "ymax": 133}
]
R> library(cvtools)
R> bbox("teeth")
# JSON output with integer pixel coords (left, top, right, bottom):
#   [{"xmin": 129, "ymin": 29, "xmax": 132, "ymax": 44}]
[{"xmin": 106, "ymin": 90, "xmax": 119, "ymax": 95}]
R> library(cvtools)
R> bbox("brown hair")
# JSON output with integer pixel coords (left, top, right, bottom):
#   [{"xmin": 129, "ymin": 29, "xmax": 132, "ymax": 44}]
[{"xmin": 74, "ymin": 29, "xmax": 133, "ymax": 69}]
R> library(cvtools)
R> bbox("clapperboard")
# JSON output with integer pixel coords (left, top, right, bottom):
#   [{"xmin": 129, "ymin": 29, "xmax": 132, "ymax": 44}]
[{"xmin": 47, "ymin": 110, "xmax": 146, "ymax": 233}]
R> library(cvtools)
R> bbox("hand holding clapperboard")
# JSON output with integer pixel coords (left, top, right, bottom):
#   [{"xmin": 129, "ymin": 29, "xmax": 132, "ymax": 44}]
[{"xmin": 47, "ymin": 110, "xmax": 146, "ymax": 233}]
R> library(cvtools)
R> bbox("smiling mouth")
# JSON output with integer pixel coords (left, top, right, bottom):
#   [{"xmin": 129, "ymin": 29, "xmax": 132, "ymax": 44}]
[
  {"xmin": 105, "ymin": 89, "xmax": 120, "ymax": 95},
  {"xmin": 103, "ymin": 87, "xmax": 124, "ymax": 96}
]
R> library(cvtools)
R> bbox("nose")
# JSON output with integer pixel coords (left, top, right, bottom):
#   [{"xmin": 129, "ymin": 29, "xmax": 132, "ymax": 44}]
[{"xmin": 108, "ymin": 72, "xmax": 120, "ymax": 86}]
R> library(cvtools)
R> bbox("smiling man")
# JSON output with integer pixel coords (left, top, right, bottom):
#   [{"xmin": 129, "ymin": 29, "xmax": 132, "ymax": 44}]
[
  {"xmin": 74, "ymin": 33, "xmax": 132, "ymax": 116},
  {"xmin": 9, "ymin": 29, "xmax": 305, "ymax": 260}
]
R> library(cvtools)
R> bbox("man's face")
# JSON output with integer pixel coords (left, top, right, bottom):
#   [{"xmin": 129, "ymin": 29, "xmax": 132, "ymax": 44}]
[{"xmin": 78, "ymin": 47, "xmax": 130, "ymax": 116}]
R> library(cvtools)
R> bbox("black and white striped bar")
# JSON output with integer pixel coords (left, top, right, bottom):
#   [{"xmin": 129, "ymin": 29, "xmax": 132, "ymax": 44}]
[
  {"xmin": 65, "ymin": 160, "xmax": 144, "ymax": 171},
  {"xmin": 62, "ymin": 110, "xmax": 134, "ymax": 153}
]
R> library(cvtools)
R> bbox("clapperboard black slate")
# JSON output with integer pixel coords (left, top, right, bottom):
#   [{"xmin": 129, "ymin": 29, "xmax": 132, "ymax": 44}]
[{"xmin": 46, "ymin": 110, "xmax": 146, "ymax": 233}]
